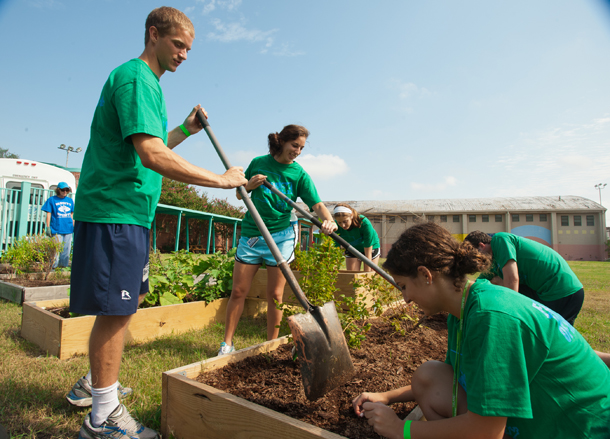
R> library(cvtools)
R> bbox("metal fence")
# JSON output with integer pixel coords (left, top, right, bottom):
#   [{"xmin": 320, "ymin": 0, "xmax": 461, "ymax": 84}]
[{"xmin": 0, "ymin": 182, "xmax": 53, "ymax": 254}]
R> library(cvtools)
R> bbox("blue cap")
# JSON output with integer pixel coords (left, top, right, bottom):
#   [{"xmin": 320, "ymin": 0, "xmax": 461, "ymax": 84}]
[{"xmin": 57, "ymin": 182, "xmax": 69, "ymax": 189}]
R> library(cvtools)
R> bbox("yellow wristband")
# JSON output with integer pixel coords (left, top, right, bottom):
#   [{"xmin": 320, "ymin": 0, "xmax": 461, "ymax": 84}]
[
  {"xmin": 179, "ymin": 124, "xmax": 191, "ymax": 137},
  {"xmin": 403, "ymin": 420, "xmax": 412, "ymax": 439}
]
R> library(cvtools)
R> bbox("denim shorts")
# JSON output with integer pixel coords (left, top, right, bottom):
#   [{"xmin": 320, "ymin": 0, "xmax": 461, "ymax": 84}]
[
  {"xmin": 70, "ymin": 222, "xmax": 150, "ymax": 316},
  {"xmin": 235, "ymin": 226, "xmax": 297, "ymax": 266}
]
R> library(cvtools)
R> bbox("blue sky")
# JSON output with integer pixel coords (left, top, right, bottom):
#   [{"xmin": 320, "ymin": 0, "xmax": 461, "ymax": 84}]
[{"xmin": 1, "ymin": 0, "xmax": 609, "ymax": 224}]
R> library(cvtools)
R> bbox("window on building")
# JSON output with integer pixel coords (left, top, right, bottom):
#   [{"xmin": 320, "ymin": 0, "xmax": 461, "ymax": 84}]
[
  {"xmin": 512, "ymin": 214, "xmax": 520, "ymax": 222},
  {"xmin": 574, "ymin": 215, "xmax": 581, "ymax": 226},
  {"xmin": 372, "ymin": 216, "xmax": 381, "ymax": 224},
  {"xmin": 540, "ymin": 214, "xmax": 547, "ymax": 222},
  {"xmin": 469, "ymin": 215, "xmax": 476, "ymax": 223},
  {"xmin": 586, "ymin": 215, "xmax": 594, "ymax": 226},
  {"xmin": 400, "ymin": 216, "xmax": 407, "ymax": 223},
  {"xmin": 428, "ymin": 215, "xmax": 435, "ymax": 222},
  {"xmin": 440, "ymin": 215, "xmax": 447, "ymax": 223},
  {"xmin": 389, "ymin": 216, "xmax": 395, "ymax": 224},
  {"xmin": 526, "ymin": 214, "xmax": 533, "ymax": 222},
  {"xmin": 482, "ymin": 215, "xmax": 489, "ymax": 222},
  {"xmin": 495, "ymin": 215, "xmax": 503, "ymax": 222},
  {"xmin": 453, "ymin": 215, "xmax": 460, "ymax": 223},
  {"xmin": 561, "ymin": 215, "xmax": 569, "ymax": 226}
]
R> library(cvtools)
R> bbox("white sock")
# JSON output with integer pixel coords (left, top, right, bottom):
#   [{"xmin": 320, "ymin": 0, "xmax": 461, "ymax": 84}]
[
  {"xmin": 91, "ymin": 381, "xmax": 119, "ymax": 428},
  {"xmin": 85, "ymin": 370, "xmax": 92, "ymax": 383}
]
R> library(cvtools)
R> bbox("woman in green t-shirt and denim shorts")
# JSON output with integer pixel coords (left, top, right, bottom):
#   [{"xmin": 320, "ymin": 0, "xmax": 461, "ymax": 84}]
[
  {"xmin": 353, "ymin": 222, "xmax": 610, "ymax": 439},
  {"xmin": 218, "ymin": 124, "xmax": 337, "ymax": 356}
]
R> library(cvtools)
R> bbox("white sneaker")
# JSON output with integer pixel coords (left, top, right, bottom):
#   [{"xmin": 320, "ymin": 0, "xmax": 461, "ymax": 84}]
[
  {"xmin": 78, "ymin": 404, "xmax": 159, "ymax": 439},
  {"xmin": 218, "ymin": 342, "xmax": 235, "ymax": 355}
]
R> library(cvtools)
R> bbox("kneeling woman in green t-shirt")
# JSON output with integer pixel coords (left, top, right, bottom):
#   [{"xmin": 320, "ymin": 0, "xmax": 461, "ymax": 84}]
[
  {"xmin": 333, "ymin": 203, "xmax": 380, "ymax": 272},
  {"xmin": 353, "ymin": 222, "xmax": 610, "ymax": 439},
  {"xmin": 218, "ymin": 124, "xmax": 337, "ymax": 356}
]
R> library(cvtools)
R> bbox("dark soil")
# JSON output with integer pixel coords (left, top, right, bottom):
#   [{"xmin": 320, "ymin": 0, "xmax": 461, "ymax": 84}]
[
  {"xmin": 196, "ymin": 312, "xmax": 448, "ymax": 439},
  {"xmin": 6, "ymin": 277, "xmax": 70, "ymax": 287}
]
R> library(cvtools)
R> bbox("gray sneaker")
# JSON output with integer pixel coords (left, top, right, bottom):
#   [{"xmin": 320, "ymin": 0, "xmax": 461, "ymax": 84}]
[
  {"xmin": 78, "ymin": 404, "xmax": 159, "ymax": 439},
  {"xmin": 67, "ymin": 377, "xmax": 133, "ymax": 407},
  {"xmin": 218, "ymin": 342, "xmax": 235, "ymax": 356}
]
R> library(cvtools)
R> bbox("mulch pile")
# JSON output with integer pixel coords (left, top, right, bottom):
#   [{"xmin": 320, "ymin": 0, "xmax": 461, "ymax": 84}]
[{"xmin": 196, "ymin": 312, "xmax": 448, "ymax": 439}]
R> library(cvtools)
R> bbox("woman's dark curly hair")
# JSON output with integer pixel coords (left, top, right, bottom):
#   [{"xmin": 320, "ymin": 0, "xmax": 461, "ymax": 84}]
[
  {"xmin": 268, "ymin": 125, "xmax": 309, "ymax": 157},
  {"xmin": 383, "ymin": 222, "xmax": 491, "ymax": 289}
]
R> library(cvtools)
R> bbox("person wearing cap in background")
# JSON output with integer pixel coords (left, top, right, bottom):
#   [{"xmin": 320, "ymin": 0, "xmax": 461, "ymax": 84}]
[{"xmin": 41, "ymin": 182, "xmax": 74, "ymax": 268}]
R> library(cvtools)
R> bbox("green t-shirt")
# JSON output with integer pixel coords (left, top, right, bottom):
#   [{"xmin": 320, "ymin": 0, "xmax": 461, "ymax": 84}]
[
  {"xmin": 240, "ymin": 155, "xmax": 322, "ymax": 238},
  {"xmin": 446, "ymin": 280, "xmax": 610, "ymax": 438},
  {"xmin": 74, "ymin": 58, "xmax": 168, "ymax": 228},
  {"xmin": 334, "ymin": 215, "xmax": 380, "ymax": 253},
  {"xmin": 486, "ymin": 232, "xmax": 583, "ymax": 300}
]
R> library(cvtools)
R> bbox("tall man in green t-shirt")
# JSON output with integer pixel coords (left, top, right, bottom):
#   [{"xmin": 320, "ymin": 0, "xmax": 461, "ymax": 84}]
[{"xmin": 66, "ymin": 8, "xmax": 247, "ymax": 439}]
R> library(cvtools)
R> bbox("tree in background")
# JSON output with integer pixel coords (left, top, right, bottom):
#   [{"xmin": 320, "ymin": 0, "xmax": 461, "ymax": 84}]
[
  {"xmin": 157, "ymin": 178, "xmax": 245, "ymax": 252},
  {"xmin": 0, "ymin": 148, "xmax": 19, "ymax": 159}
]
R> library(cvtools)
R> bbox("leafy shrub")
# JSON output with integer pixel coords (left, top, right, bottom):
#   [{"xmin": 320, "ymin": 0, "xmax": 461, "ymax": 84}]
[
  {"xmin": 1, "ymin": 234, "xmax": 63, "ymax": 279},
  {"xmin": 142, "ymin": 248, "xmax": 236, "ymax": 308}
]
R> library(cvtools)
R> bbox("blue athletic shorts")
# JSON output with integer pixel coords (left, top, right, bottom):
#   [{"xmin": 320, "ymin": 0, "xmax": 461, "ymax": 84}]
[
  {"xmin": 235, "ymin": 226, "xmax": 297, "ymax": 266},
  {"xmin": 69, "ymin": 221, "xmax": 150, "ymax": 316}
]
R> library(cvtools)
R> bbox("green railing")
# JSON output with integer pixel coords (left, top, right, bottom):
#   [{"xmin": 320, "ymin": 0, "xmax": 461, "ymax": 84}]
[{"xmin": 0, "ymin": 182, "xmax": 53, "ymax": 254}]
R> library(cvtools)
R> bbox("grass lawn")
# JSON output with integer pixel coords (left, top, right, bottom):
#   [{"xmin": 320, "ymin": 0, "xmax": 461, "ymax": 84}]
[{"xmin": 0, "ymin": 260, "xmax": 608, "ymax": 438}]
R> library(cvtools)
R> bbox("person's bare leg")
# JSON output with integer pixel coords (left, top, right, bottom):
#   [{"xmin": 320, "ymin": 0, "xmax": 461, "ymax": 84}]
[
  {"xmin": 266, "ymin": 266, "xmax": 288, "ymax": 340},
  {"xmin": 89, "ymin": 315, "xmax": 133, "ymax": 389},
  {"xmin": 411, "ymin": 360, "xmax": 467, "ymax": 420},
  {"xmin": 223, "ymin": 262, "xmax": 260, "ymax": 345},
  {"xmin": 595, "ymin": 350, "xmax": 610, "ymax": 368},
  {"xmin": 346, "ymin": 258, "xmax": 361, "ymax": 271}
]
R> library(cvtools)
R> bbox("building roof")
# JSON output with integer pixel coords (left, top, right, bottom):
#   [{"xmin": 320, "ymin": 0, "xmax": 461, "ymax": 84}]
[{"xmin": 300, "ymin": 196, "xmax": 605, "ymax": 215}]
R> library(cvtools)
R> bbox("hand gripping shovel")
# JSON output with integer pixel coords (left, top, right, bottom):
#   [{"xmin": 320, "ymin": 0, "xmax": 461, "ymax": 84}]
[
  {"xmin": 196, "ymin": 110, "xmax": 354, "ymax": 400},
  {"xmin": 259, "ymin": 181, "xmax": 401, "ymax": 291}
]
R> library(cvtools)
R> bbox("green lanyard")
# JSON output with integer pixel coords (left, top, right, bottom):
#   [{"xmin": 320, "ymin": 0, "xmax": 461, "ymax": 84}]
[{"xmin": 452, "ymin": 280, "xmax": 470, "ymax": 417}]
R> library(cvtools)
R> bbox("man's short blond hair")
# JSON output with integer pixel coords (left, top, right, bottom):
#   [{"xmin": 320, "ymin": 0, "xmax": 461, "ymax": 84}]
[{"xmin": 145, "ymin": 7, "xmax": 195, "ymax": 45}]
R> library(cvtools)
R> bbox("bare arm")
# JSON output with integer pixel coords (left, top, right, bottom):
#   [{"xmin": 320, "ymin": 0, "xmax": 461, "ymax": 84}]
[
  {"xmin": 166, "ymin": 105, "xmax": 207, "ymax": 150},
  {"xmin": 132, "ymin": 133, "xmax": 246, "ymax": 189},
  {"xmin": 236, "ymin": 174, "xmax": 267, "ymax": 200},
  {"xmin": 46, "ymin": 212, "xmax": 51, "ymax": 230},
  {"xmin": 312, "ymin": 202, "xmax": 338, "ymax": 235},
  {"xmin": 501, "ymin": 260, "xmax": 519, "ymax": 291},
  {"xmin": 363, "ymin": 246, "xmax": 373, "ymax": 272},
  {"xmin": 353, "ymin": 385, "xmax": 415, "ymax": 417}
]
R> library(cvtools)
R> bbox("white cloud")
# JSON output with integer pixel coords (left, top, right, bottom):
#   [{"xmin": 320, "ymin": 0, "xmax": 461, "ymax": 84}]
[
  {"xmin": 390, "ymin": 80, "xmax": 432, "ymax": 100},
  {"xmin": 207, "ymin": 19, "xmax": 277, "ymax": 52},
  {"xmin": 231, "ymin": 150, "xmax": 259, "ymax": 168},
  {"xmin": 196, "ymin": 0, "xmax": 242, "ymax": 15},
  {"xmin": 410, "ymin": 176, "xmax": 457, "ymax": 192},
  {"xmin": 272, "ymin": 43, "xmax": 305, "ymax": 57},
  {"xmin": 492, "ymin": 115, "xmax": 610, "ymax": 198},
  {"xmin": 296, "ymin": 154, "xmax": 349, "ymax": 180}
]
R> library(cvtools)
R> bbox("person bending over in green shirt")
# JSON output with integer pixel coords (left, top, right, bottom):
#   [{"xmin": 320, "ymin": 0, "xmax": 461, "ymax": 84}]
[
  {"xmin": 464, "ymin": 231, "xmax": 584, "ymax": 324},
  {"xmin": 333, "ymin": 203, "xmax": 381, "ymax": 272},
  {"xmin": 218, "ymin": 124, "xmax": 338, "ymax": 356},
  {"xmin": 353, "ymin": 222, "xmax": 610, "ymax": 439}
]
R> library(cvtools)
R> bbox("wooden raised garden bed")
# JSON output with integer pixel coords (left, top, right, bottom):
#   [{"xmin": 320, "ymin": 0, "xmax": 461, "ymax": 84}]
[
  {"xmin": 161, "ymin": 335, "xmax": 427, "ymax": 439},
  {"xmin": 0, "ymin": 279, "xmax": 69, "ymax": 304},
  {"xmin": 249, "ymin": 270, "xmax": 377, "ymax": 309},
  {"xmin": 20, "ymin": 297, "xmax": 267, "ymax": 359}
]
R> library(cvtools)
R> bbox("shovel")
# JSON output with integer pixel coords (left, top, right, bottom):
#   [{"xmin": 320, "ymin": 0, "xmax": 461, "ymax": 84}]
[
  {"xmin": 195, "ymin": 110, "xmax": 354, "ymax": 400},
  {"xmin": 260, "ymin": 181, "xmax": 401, "ymax": 291}
]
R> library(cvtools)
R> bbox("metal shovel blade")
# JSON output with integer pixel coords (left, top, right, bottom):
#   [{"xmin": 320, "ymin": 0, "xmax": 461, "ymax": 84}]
[{"xmin": 288, "ymin": 301, "xmax": 355, "ymax": 401}]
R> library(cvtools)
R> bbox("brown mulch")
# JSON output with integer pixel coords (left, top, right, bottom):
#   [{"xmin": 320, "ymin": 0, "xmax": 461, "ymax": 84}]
[
  {"xmin": 3, "ymin": 277, "xmax": 70, "ymax": 287},
  {"xmin": 196, "ymin": 312, "xmax": 448, "ymax": 439}
]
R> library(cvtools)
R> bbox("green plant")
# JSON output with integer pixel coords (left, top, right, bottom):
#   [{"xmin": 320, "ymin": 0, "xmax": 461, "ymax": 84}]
[
  {"xmin": 1, "ymin": 234, "xmax": 62, "ymax": 279},
  {"xmin": 143, "ymin": 250, "xmax": 198, "ymax": 307},
  {"xmin": 190, "ymin": 248, "xmax": 237, "ymax": 303}
]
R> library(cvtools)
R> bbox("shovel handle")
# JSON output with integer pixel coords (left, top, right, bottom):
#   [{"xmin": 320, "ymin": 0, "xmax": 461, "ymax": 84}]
[
  {"xmin": 261, "ymin": 180, "xmax": 401, "ymax": 291},
  {"xmin": 196, "ymin": 109, "xmax": 314, "ymax": 313}
]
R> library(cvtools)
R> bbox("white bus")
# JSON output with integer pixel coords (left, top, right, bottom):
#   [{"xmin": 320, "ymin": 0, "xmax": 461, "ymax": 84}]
[
  {"xmin": 0, "ymin": 158, "xmax": 76, "ymax": 193},
  {"xmin": 0, "ymin": 159, "xmax": 77, "ymax": 247}
]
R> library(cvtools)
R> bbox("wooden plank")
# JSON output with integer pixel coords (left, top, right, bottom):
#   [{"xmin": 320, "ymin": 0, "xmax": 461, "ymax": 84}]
[
  {"xmin": 20, "ymin": 297, "xmax": 266, "ymax": 359},
  {"xmin": 0, "ymin": 281, "xmax": 23, "ymax": 303},
  {"xmin": 23, "ymin": 285, "xmax": 69, "ymax": 302},
  {"xmin": 21, "ymin": 301, "xmax": 63, "ymax": 357},
  {"xmin": 164, "ymin": 373, "xmax": 346, "ymax": 439}
]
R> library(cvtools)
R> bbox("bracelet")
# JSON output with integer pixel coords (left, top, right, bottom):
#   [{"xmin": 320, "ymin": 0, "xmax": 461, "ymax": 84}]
[
  {"xmin": 403, "ymin": 420, "xmax": 412, "ymax": 439},
  {"xmin": 179, "ymin": 124, "xmax": 191, "ymax": 137}
]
